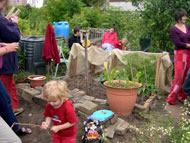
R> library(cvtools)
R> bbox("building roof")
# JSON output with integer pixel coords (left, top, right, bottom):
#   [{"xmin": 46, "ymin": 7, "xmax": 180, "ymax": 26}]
[{"xmin": 110, "ymin": 0, "xmax": 126, "ymax": 2}]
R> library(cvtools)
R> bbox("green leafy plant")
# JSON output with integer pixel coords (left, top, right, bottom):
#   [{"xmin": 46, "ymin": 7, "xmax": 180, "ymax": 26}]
[
  {"xmin": 147, "ymin": 100, "xmax": 190, "ymax": 143},
  {"xmin": 17, "ymin": 48, "xmax": 25, "ymax": 71},
  {"xmin": 103, "ymin": 62, "xmax": 136, "ymax": 88},
  {"xmin": 96, "ymin": 53, "xmax": 158, "ymax": 100},
  {"xmin": 14, "ymin": 71, "xmax": 32, "ymax": 84},
  {"xmin": 131, "ymin": 0, "xmax": 190, "ymax": 52},
  {"xmin": 122, "ymin": 53, "xmax": 158, "ymax": 97}
]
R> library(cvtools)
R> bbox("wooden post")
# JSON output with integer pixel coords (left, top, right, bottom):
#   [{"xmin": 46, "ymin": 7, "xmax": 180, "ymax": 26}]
[
  {"xmin": 70, "ymin": 55, "xmax": 77, "ymax": 77},
  {"xmin": 90, "ymin": 64, "xmax": 96, "ymax": 74},
  {"xmin": 155, "ymin": 57, "xmax": 161, "ymax": 88},
  {"xmin": 111, "ymin": 55, "xmax": 117, "ymax": 69},
  {"xmin": 6, "ymin": 7, "xmax": 15, "ymax": 19},
  {"xmin": 84, "ymin": 31, "xmax": 89, "ymax": 94},
  {"xmin": 14, "ymin": 9, "xmax": 21, "ymax": 17}
]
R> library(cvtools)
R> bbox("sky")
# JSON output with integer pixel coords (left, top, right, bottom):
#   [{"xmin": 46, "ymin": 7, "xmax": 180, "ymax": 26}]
[{"xmin": 27, "ymin": 0, "xmax": 44, "ymax": 8}]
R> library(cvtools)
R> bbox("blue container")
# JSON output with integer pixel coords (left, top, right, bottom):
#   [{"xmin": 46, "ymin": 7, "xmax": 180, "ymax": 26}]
[
  {"xmin": 88, "ymin": 110, "xmax": 114, "ymax": 122},
  {"xmin": 53, "ymin": 21, "xmax": 70, "ymax": 38}
]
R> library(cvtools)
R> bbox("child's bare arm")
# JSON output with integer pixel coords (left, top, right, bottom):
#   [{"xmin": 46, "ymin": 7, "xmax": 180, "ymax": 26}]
[
  {"xmin": 41, "ymin": 117, "xmax": 52, "ymax": 129},
  {"xmin": 50, "ymin": 122, "xmax": 75, "ymax": 133}
]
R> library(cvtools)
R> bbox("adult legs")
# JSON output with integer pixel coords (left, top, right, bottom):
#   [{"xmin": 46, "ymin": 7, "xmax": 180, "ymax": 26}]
[
  {"xmin": 0, "ymin": 80, "xmax": 20, "ymax": 132},
  {"xmin": 0, "ymin": 116, "xmax": 22, "ymax": 143},
  {"xmin": 102, "ymin": 44, "xmax": 115, "ymax": 51},
  {"xmin": 166, "ymin": 50, "xmax": 190, "ymax": 104},
  {"xmin": 0, "ymin": 74, "xmax": 19, "ymax": 110},
  {"xmin": 182, "ymin": 69, "xmax": 190, "ymax": 96}
]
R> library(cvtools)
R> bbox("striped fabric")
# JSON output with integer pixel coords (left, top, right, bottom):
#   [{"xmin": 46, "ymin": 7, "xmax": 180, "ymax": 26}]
[{"xmin": 166, "ymin": 50, "xmax": 190, "ymax": 104}]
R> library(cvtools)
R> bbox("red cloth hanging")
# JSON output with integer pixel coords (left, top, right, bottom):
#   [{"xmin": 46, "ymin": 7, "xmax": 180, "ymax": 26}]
[{"xmin": 42, "ymin": 24, "xmax": 60, "ymax": 64}]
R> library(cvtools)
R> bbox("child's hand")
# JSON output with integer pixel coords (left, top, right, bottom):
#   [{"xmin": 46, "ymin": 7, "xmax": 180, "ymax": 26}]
[
  {"xmin": 40, "ymin": 122, "xmax": 48, "ymax": 130},
  {"xmin": 50, "ymin": 126, "xmax": 60, "ymax": 133}
]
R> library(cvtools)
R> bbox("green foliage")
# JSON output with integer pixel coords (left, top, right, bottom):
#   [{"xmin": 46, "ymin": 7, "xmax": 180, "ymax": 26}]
[
  {"xmin": 62, "ymin": 42, "xmax": 69, "ymax": 55},
  {"xmin": 104, "ymin": 66, "xmax": 135, "ymax": 88},
  {"xmin": 123, "ymin": 53, "xmax": 158, "ymax": 97},
  {"xmin": 97, "ymin": 53, "xmax": 158, "ymax": 97},
  {"xmin": 81, "ymin": 0, "xmax": 107, "ymax": 7},
  {"xmin": 43, "ymin": 0, "xmax": 84, "ymax": 23},
  {"xmin": 70, "ymin": 7, "xmax": 143, "ymax": 49},
  {"xmin": 14, "ymin": 71, "xmax": 32, "ymax": 84},
  {"xmin": 101, "ymin": 8, "xmax": 143, "ymax": 48},
  {"xmin": 131, "ymin": 0, "xmax": 190, "ymax": 52},
  {"xmin": 17, "ymin": 48, "xmax": 25, "ymax": 71},
  {"xmin": 147, "ymin": 100, "xmax": 190, "ymax": 143},
  {"xmin": 15, "ymin": 1, "xmax": 144, "ymax": 51},
  {"xmin": 103, "ymin": 57, "xmax": 138, "ymax": 89},
  {"xmin": 70, "ymin": 7, "xmax": 105, "ymax": 29},
  {"xmin": 17, "ymin": 5, "xmax": 48, "ymax": 36}
]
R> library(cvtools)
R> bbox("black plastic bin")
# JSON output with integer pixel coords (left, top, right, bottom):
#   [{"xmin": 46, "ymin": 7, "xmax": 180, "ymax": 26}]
[
  {"xmin": 139, "ymin": 38, "xmax": 151, "ymax": 52},
  {"xmin": 19, "ymin": 36, "xmax": 46, "ymax": 75}
]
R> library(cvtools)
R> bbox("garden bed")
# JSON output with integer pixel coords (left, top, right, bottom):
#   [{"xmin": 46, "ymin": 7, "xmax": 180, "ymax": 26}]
[
  {"xmin": 65, "ymin": 74, "xmax": 152, "ymax": 106},
  {"xmin": 18, "ymin": 92, "xmax": 173, "ymax": 143},
  {"xmin": 65, "ymin": 74, "xmax": 107, "ymax": 99}
]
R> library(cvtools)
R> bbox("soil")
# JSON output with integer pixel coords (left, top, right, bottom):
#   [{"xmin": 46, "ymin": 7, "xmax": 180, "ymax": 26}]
[
  {"xmin": 66, "ymin": 74, "xmax": 148, "ymax": 104},
  {"xmin": 65, "ymin": 74, "xmax": 107, "ymax": 99},
  {"xmin": 17, "ymin": 75, "xmax": 172, "ymax": 143},
  {"xmin": 18, "ymin": 96, "xmax": 83, "ymax": 143}
]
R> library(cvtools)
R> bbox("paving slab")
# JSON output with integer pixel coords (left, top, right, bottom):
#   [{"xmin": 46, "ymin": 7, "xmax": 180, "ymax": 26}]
[
  {"xmin": 33, "ymin": 94, "xmax": 47, "ymax": 107},
  {"xmin": 104, "ymin": 118, "xmax": 124, "ymax": 139},
  {"xmin": 82, "ymin": 95, "xmax": 95, "ymax": 101},
  {"xmin": 20, "ymin": 88, "xmax": 40, "ymax": 103},
  {"xmin": 78, "ymin": 110, "xmax": 88, "ymax": 121},
  {"xmin": 78, "ymin": 91, "xmax": 86, "ymax": 96},
  {"xmin": 115, "ymin": 121, "xmax": 129, "ymax": 136},
  {"xmin": 93, "ymin": 98, "xmax": 107, "ymax": 104},
  {"xmin": 78, "ymin": 101, "xmax": 98, "ymax": 115},
  {"xmin": 16, "ymin": 83, "xmax": 30, "ymax": 95},
  {"xmin": 34, "ymin": 86, "xmax": 43, "ymax": 93}
]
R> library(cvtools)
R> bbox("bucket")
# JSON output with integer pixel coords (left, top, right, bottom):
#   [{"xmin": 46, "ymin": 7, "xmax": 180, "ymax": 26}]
[{"xmin": 53, "ymin": 21, "xmax": 70, "ymax": 38}]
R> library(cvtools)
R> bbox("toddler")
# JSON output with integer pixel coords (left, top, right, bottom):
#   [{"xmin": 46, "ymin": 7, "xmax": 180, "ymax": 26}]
[{"xmin": 41, "ymin": 80, "xmax": 77, "ymax": 143}]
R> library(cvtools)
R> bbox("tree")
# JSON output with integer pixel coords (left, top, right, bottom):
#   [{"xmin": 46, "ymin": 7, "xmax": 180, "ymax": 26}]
[
  {"xmin": 130, "ymin": 0, "xmax": 190, "ymax": 51},
  {"xmin": 43, "ymin": 0, "xmax": 84, "ymax": 23},
  {"xmin": 81, "ymin": 0, "xmax": 107, "ymax": 7}
]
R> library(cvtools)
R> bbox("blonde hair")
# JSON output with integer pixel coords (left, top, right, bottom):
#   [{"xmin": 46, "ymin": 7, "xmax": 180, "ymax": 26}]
[
  {"xmin": 43, "ymin": 80, "xmax": 68, "ymax": 101},
  {"xmin": 121, "ymin": 38, "xmax": 128, "ymax": 46}
]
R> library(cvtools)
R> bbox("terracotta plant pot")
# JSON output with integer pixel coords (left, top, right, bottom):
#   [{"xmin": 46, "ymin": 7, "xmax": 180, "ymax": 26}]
[
  {"xmin": 104, "ymin": 80, "xmax": 142, "ymax": 116},
  {"xmin": 28, "ymin": 75, "xmax": 46, "ymax": 88},
  {"xmin": 17, "ymin": 78, "xmax": 25, "ymax": 84}
]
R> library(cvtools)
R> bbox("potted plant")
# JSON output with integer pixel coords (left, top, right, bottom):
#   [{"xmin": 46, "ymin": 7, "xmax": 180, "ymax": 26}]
[
  {"xmin": 103, "ymin": 62, "xmax": 142, "ymax": 116},
  {"xmin": 28, "ymin": 75, "xmax": 46, "ymax": 88}
]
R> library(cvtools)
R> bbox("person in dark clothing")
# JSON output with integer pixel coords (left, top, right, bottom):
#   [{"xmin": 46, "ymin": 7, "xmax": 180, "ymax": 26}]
[
  {"xmin": 0, "ymin": 0, "xmax": 22, "ymax": 112},
  {"xmin": 68, "ymin": 27, "xmax": 82, "ymax": 50},
  {"xmin": 0, "ymin": 43, "xmax": 31, "ymax": 142},
  {"xmin": 182, "ymin": 69, "xmax": 190, "ymax": 96}
]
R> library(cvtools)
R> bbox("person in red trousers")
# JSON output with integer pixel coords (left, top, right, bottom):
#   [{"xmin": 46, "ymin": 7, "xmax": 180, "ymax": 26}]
[
  {"xmin": 0, "ymin": 0, "xmax": 23, "ymax": 114},
  {"xmin": 166, "ymin": 8, "xmax": 190, "ymax": 105}
]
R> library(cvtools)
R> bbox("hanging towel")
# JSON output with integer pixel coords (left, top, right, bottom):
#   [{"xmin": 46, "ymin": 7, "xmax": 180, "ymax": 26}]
[{"xmin": 42, "ymin": 24, "xmax": 60, "ymax": 64}]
